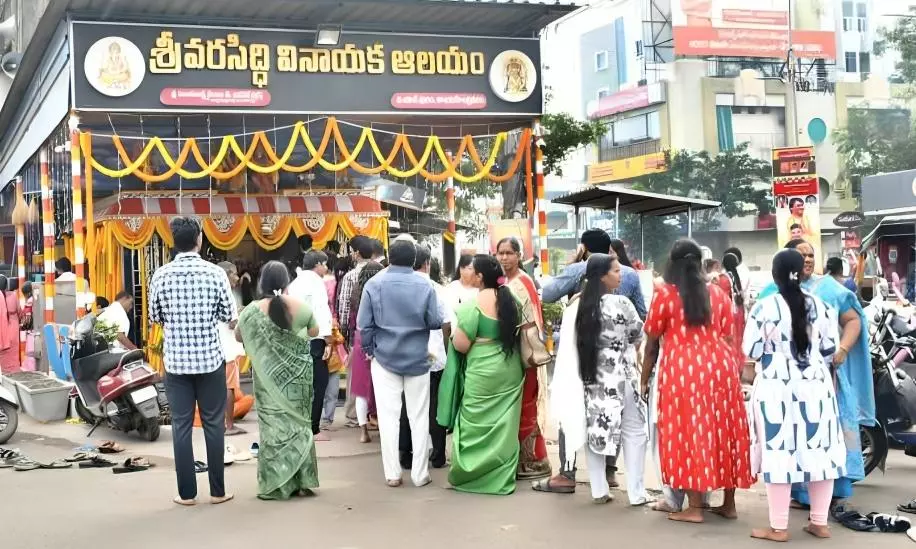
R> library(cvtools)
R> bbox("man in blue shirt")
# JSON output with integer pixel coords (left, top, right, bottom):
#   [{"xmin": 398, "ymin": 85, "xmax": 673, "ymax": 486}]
[
  {"xmin": 358, "ymin": 240, "xmax": 441, "ymax": 488},
  {"xmin": 533, "ymin": 230, "xmax": 646, "ymax": 495},
  {"xmin": 542, "ymin": 233, "xmax": 646, "ymax": 319}
]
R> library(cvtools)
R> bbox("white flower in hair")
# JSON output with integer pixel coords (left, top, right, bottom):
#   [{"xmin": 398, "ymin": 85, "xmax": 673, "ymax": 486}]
[
  {"xmin": 789, "ymin": 271, "xmax": 799, "ymax": 282},
  {"xmin": 273, "ymin": 289, "xmax": 283, "ymax": 296}
]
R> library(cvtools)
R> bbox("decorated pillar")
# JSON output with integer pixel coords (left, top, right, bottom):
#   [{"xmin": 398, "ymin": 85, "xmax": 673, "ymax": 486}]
[
  {"xmin": 14, "ymin": 176, "xmax": 26, "ymax": 363},
  {"xmin": 69, "ymin": 115, "xmax": 87, "ymax": 318},
  {"xmin": 534, "ymin": 120, "xmax": 548, "ymax": 276},
  {"xmin": 443, "ymin": 151, "xmax": 457, "ymax": 276},
  {"xmin": 40, "ymin": 147, "xmax": 55, "ymax": 324},
  {"xmin": 82, "ymin": 131, "xmax": 95, "ymax": 292}
]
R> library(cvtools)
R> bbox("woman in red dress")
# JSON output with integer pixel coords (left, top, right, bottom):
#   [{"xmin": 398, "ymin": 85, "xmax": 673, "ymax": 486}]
[
  {"xmin": 641, "ymin": 239, "xmax": 753, "ymax": 523},
  {"xmin": 496, "ymin": 237, "xmax": 551, "ymax": 480}
]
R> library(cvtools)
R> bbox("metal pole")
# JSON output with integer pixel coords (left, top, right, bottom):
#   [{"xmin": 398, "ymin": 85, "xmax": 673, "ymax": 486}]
[
  {"xmin": 640, "ymin": 213, "xmax": 645, "ymax": 264},
  {"xmin": 687, "ymin": 205, "xmax": 693, "ymax": 239},
  {"xmin": 785, "ymin": 0, "xmax": 799, "ymax": 146},
  {"xmin": 574, "ymin": 205, "xmax": 580, "ymax": 239},
  {"xmin": 615, "ymin": 196, "xmax": 620, "ymax": 238}
]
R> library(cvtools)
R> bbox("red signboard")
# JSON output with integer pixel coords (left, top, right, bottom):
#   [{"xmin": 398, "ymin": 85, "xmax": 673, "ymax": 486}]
[
  {"xmin": 673, "ymin": 26, "xmax": 836, "ymax": 60},
  {"xmin": 390, "ymin": 92, "xmax": 487, "ymax": 110},
  {"xmin": 587, "ymin": 86, "xmax": 650, "ymax": 119},
  {"xmin": 773, "ymin": 176, "xmax": 818, "ymax": 197},
  {"xmin": 159, "ymin": 88, "xmax": 272, "ymax": 107}
]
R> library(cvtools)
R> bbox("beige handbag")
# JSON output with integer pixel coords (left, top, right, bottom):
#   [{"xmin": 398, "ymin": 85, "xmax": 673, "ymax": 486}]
[{"xmin": 518, "ymin": 321, "xmax": 552, "ymax": 368}]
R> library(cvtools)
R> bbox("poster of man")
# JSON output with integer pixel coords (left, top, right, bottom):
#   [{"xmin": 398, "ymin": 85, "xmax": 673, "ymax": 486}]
[{"xmin": 774, "ymin": 179, "xmax": 822, "ymax": 271}]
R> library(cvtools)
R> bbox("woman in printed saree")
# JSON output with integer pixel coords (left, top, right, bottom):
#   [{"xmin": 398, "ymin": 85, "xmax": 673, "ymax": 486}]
[
  {"xmin": 438, "ymin": 254, "xmax": 524, "ymax": 495},
  {"xmin": 496, "ymin": 236, "xmax": 551, "ymax": 480},
  {"xmin": 236, "ymin": 261, "xmax": 320, "ymax": 500},
  {"xmin": 756, "ymin": 239, "xmax": 875, "ymax": 510}
]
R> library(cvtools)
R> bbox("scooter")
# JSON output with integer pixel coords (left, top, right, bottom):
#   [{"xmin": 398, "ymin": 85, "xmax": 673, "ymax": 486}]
[
  {"xmin": 0, "ymin": 375, "xmax": 18, "ymax": 444},
  {"xmin": 862, "ymin": 307, "xmax": 916, "ymax": 475},
  {"xmin": 68, "ymin": 314, "xmax": 161, "ymax": 441}
]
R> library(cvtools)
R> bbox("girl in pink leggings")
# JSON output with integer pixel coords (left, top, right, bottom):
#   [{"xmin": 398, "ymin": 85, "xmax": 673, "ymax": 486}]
[{"xmin": 743, "ymin": 250, "xmax": 847, "ymax": 542}]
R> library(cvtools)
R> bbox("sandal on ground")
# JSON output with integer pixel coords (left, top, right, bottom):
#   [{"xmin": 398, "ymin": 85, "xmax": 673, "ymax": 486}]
[
  {"xmin": 113, "ymin": 457, "xmax": 154, "ymax": 474},
  {"xmin": 98, "ymin": 441, "xmax": 125, "ymax": 454},
  {"xmin": 13, "ymin": 459, "xmax": 41, "ymax": 471},
  {"xmin": 41, "ymin": 459, "xmax": 73, "ymax": 469},
  {"xmin": 173, "ymin": 496, "xmax": 197, "ymax": 506},
  {"xmin": 530, "ymin": 477, "xmax": 576, "ymax": 494},
  {"xmin": 210, "ymin": 494, "xmax": 234, "ymax": 505},
  {"xmin": 866, "ymin": 513, "xmax": 912, "ymax": 533},
  {"xmin": 78, "ymin": 456, "xmax": 117, "ymax": 468},
  {"xmin": 593, "ymin": 494, "xmax": 614, "ymax": 504},
  {"xmin": 249, "ymin": 442, "xmax": 259, "ymax": 458},
  {"xmin": 387, "ymin": 479, "xmax": 402, "ymax": 487},
  {"xmin": 66, "ymin": 452, "xmax": 97, "ymax": 462},
  {"xmin": 344, "ymin": 419, "xmax": 360, "ymax": 428},
  {"xmin": 899, "ymin": 499, "xmax": 916, "ymax": 515},
  {"xmin": 831, "ymin": 505, "xmax": 879, "ymax": 532},
  {"xmin": 194, "ymin": 461, "xmax": 208, "ymax": 474}
]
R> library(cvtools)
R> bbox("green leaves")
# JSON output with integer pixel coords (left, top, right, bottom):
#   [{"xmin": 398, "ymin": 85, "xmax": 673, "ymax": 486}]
[{"xmin": 540, "ymin": 113, "xmax": 607, "ymax": 177}]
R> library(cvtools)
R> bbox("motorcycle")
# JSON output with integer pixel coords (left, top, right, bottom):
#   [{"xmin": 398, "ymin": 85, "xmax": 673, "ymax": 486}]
[
  {"xmin": 0, "ymin": 375, "xmax": 18, "ymax": 444},
  {"xmin": 862, "ymin": 306, "xmax": 916, "ymax": 475},
  {"xmin": 69, "ymin": 314, "xmax": 161, "ymax": 441}
]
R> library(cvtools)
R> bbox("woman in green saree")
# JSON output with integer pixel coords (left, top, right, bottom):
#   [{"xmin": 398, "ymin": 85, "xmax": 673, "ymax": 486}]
[
  {"xmin": 236, "ymin": 261, "xmax": 320, "ymax": 500},
  {"xmin": 438, "ymin": 254, "xmax": 524, "ymax": 495}
]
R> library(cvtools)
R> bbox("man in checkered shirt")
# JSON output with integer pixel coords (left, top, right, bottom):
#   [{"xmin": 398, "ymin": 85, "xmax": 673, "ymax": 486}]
[{"xmin": 149, "ymin": 217, "xmax": 237, "ymax": 507}]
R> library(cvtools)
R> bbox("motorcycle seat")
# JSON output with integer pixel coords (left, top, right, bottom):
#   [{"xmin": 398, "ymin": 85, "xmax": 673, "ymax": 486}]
[{"xmin": 72, "ymin": 351, "xmax": 123, "ymax": 384}]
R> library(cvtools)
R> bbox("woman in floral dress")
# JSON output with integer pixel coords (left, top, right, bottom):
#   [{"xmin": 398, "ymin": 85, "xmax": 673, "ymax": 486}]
[
  {"xmin": 744, "ymin": 249, "xmax": 845, "ymax": 541},
  {"xmin": 641, "ymin": 239, "xmax": 754, "ymax": 524},
  {"xmin": 551, "ymin": 254, "xmax": 649, "ymax": 505}
]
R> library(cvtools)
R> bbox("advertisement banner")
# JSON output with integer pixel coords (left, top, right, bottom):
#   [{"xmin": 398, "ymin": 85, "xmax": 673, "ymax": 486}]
[
  {"xmin": 587, "ymin": 152, "xmax": 668, "ymax": 184},
  {"xmin": 71, "ymin": 21, "xmax": 542, "ymax": 115},
  {"xmin": 672, "ymin": 0, "xmax": 836, "ymax": 60},
  {"xmin": 773, "ymin": 146, "xmax": 821, "ymax": 270},
  {"xmin": 488, "ymin": 219, "xmax": 534, "ymax": 259}
]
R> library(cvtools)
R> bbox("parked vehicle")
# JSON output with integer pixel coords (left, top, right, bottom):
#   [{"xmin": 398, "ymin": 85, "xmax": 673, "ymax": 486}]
[
  {"xmin": 69, "ymin": 314, "xmax": 161, "ymax": 441},
  {"xmin": 0, "ymin": 377, "xmax": 18, "ymax": 444},
  {"xmin": 862, "ymin": 305, "xmax": 916, "ymax": 475}
]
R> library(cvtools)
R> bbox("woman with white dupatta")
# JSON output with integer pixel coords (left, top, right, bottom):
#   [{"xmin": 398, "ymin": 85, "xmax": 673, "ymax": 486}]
[{"xmin": 550, "ymin": 254, "xmax": 649, "ymax": 505}]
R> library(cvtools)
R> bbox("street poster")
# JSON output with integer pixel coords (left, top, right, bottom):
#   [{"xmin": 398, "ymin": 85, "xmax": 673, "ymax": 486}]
[{"xmin": 772, "ymin": 146, "xmax": 821, "ymax": 271}]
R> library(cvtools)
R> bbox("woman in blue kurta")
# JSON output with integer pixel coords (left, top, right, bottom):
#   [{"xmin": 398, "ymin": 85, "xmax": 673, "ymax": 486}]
[{"xmin": 756, "ymin": 240, "xmax": 875, "ymax": 508}]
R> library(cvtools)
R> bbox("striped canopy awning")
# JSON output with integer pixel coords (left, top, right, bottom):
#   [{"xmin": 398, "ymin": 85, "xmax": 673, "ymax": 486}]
[{"xmin": 93, "ymin": 192, "xmax": 386, "ymax": 221}]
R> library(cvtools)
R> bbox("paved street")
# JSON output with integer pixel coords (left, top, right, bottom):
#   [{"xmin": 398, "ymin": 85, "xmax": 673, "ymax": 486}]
[{"xmin": 3, "ymin": 412, "xmax": 915, "ymax": 549}]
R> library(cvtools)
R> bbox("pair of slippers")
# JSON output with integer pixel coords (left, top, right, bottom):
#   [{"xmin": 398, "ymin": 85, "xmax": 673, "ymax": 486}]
[{"xmin": 832, "ymin": 504, "xmax": 913, "ymax": 534}]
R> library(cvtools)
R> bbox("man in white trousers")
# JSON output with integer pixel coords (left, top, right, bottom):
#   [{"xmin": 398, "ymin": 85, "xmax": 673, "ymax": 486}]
[{"xmin": 357, "ymin": 240, "xmax": 441, "ymax": 487}]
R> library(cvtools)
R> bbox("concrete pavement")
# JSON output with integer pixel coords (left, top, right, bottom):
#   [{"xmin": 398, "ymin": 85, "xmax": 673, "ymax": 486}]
[{"xmin": 2, "ymin": 412, "xmax": 915, "ymax": 549}]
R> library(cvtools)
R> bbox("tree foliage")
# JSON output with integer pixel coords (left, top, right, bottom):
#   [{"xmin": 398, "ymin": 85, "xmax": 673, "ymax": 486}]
[
  {"xmin": 833, "ymin": 108, "xmax": 916, "ymax": 197},
  {"xmin": 631, "ymin": 143, "xmax": 772, "ymax": 231},
  {"xmin": 874, "ymin": 7, "xmax": 916, "ymax": 89},
  {"xmin": 540, "ymin": 113, "xmax": 607, "ymax": 176}
]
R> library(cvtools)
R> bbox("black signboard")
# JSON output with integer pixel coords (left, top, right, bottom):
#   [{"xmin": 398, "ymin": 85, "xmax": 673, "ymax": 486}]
[
  {"xmin": 376, "ymin": 182, "xmax": 427, "ymax": 210},
  {"xmin": 833, "ymin": 211, "xmax": 866, "ymax": 228},
  {"xmin": 71, "ymin": 21, "xmax": 543, "ymax": 115}
]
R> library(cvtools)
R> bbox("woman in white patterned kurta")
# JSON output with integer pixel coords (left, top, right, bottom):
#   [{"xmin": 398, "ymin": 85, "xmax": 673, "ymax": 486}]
[{"xmin": 743, "ymin": 249, "xmax": 846, "ymax": 541}]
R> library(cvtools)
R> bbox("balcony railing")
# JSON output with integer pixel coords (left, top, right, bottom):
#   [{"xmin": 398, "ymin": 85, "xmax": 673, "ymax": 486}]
[{"xmin": 597, "ymin": 138, "xmax": 662, "ymax": 163}]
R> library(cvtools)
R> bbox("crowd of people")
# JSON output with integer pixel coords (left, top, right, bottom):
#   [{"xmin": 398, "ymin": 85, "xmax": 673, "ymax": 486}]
[{"xmin": 147, "ymin": 216, "xmax": 878, "ymax": 542}]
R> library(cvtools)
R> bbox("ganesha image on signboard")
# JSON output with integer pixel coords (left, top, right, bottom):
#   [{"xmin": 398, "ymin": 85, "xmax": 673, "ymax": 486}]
[
  {"xmin": 489, "ymin": 50, "xmax": 536, "ymax": 103},
  {"xmin": 84, "ymin": 36, "xmax": 146, "ymax": 97}
]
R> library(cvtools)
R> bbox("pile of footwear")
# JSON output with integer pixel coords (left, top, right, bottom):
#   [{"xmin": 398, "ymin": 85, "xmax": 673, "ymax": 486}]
[{"xmin": 0, "ymin": 444, "xmax": 154, "ymax": 474}]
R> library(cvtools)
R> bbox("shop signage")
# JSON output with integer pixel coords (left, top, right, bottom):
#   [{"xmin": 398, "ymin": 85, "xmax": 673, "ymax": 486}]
[
  {"xmin": 587, "ymin": 152, "xmax": 668, "ymax": 185},
  {"xmin": 771, "ymin": 146, "xmax": 816, "ymax": 178},
  {"xmin": 71, "ymin": 21, "xmax": 542, "ymax": 115},
  {"xmin": 833, "ymin": 211, "xmax": 865, "ymax": 228},
  {"xmin": 672, "ymin": 0, "xmax": 836, "ymax": 60},
  {"xmin": 375, "ymin": 182, "xmax": 427, "ymax": 211}
]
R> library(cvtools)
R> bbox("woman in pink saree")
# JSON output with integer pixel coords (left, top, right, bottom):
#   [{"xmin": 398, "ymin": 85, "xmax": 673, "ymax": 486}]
[
  {"xmin": 0, "ymin": 276, "xmax": 20, "ymax": 373},
  {"xmin": 496, "ymin": 237, "xmax": 551, "ymax": 480},
  {"xmin": 349, "ymin": 261, "xmax": 384, "ymax": 443}
]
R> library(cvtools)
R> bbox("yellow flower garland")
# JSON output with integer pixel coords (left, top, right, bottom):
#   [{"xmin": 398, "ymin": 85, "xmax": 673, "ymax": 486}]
[{"xmin": 82, "ymin": 118, "xmax": 531, "ymax": 184}]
